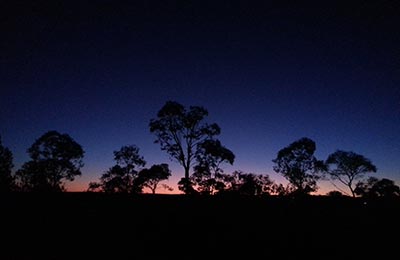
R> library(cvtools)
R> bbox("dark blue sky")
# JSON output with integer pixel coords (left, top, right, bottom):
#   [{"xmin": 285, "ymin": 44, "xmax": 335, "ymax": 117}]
[{"xmin": 1, "ymin": 0, "xmax": 399, "ymax": 193}]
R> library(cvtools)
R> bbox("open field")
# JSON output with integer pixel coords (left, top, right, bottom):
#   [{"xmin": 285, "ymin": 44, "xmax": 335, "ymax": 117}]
[{"xmin": 1, "ymin": 193, "xmax": 399, "ymax": 259}]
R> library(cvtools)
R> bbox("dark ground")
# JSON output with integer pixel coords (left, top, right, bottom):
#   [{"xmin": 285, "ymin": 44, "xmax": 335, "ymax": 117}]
[{"xmin": 1, "ymin": 193, "xmax": 399, "ymax": 259}]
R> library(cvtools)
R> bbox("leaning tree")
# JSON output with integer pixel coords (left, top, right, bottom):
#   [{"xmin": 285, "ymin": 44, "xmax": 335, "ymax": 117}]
[{"xmin": 326, "ymin": 150, "xmax": 377, "ymax": 197}]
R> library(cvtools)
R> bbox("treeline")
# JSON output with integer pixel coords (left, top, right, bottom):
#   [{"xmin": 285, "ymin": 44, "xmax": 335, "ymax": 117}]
[{"xmin": 1, "ymin": 101, "xmax": 399, "ymax": 198}]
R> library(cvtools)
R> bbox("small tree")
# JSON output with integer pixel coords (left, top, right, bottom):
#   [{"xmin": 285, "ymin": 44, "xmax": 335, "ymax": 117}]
[
  {"xmin": 326, "ymin": 150, "xmax": 377, "ymax": 197},
  {"xmin": 138, "ymin": 164, "xmax": 171, "ymax": 194},
  {"xmin": 92, "ymin": 145, "xmax": 146, "ymax": 193},
  {"xmin": 0, "ymin": 136, "xmax": 14, "ymax": 192},
  {"xmin": 16, "ymin": 131, "xmax": 84, "ymax": 192},
  {"xmin": 149, "ymin": 101, "xmax": 222, "ymax": 193},
  {"xmin": 272, "ymin": 137, "xmax": 325, "ymax": 195},
  {"xmin": 354, "ymin": 177, "xmax": 399, "ymax": 198},
  {"xmin": 87, "ymin": 182, "xmax": 102, "ymax": 192},
  {"xmin": 326, "ymin": 190, "xmax": 345, "ymax": 197},
  {"xmin": 191, "ymin": 140, "xmax": 235, "ymax": 195}
]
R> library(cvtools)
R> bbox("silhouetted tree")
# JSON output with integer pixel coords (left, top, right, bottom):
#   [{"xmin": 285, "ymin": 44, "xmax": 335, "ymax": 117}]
[
  {"xmin": 326, "ymin": 150, "xmax": 377, "ymax": 197},
  {"xmin": 271, "ymin": 183, "xmax": 294, "ymax": 196},
  {"xmin": 149, "ymin": 101, "xmax": 222, "ymax": 193},
  {"xmin": 160, "ymin": 183, "xmax": 174, "ymax": 192},
  {"xmin": 177, "ymin": 178, "xmax": 197, "ymax": 195},
  {"xmin": 92, "ymin": 145, "xmax": 146, "ymax": 193},
  {"xmin": 223, "ymin": 171, "xmax": 275, "ymax": 196},
  {"xmin": 0, "ymin": 136, "xmax": 15, "ymax": 192},
  {"xmin": 354, "ymin": 177, "xmax": 399, "ymax": 198},
  {"xmin": 326, "ymin": 190, "xmax": 345, "ymax": 197},
  {"xmin": 87, "ymin": 182, "xmax": 102, "ymax": 192},
  {"xmin": 273, "ymin": 137, "xmax": 325, "ymax": 195},
  {"xmin": 138, "ymin": 164, "xmax": 171, "ymax": 194},
  {"xmin": 191, "ymin": 140, "xmax": 235, "ymax": 195},
  {"xmin": 15, "ymin": 131, "xmax": 84, "ymax": 192}
]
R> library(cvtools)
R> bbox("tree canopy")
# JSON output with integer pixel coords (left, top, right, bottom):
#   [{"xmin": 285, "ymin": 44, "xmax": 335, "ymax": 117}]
[
  {"xmin": 149, "ymin": 101, "xmax": 225, "ymax": 193},
  {"xmin": 138, "ymin": 164, "xmax": 171, "ymax": 194},
  {"xmin": 326, "ymin": 150, "xmax": 377, "ymax": 197},
  {"xmin": 273, "ymin": 137, "xmax": 325, "ymax": 195},
  {"xmin": 90, "ymin": 145, "xmax": 146, "ymax": 193},
  {"xmin": 0, "ymin": 136, "xmax": 14, "ymax": 192},
  {"xmin": 222, "ymin": 171, "xmax": 276, "ymax": 196},
  {"xmin": 191, "ymin": 140, "xmax": 235, "ymax": 195},
  {"xmin": 354, "ymin": 177, "xmax": 399, "ymax": 198},
  {"xmin": 16, "ymin": 131, "xmax": 84, "ymax": 192}
]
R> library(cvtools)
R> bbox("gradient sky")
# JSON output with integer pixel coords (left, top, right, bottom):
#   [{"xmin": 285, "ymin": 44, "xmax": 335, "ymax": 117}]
[{"xmin": 1, "ymin": 0, "xmax": 399, "ymax": 194}]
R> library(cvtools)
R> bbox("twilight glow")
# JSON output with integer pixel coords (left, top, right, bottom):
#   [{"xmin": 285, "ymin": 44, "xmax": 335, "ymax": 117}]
[{"xmin": 1, "ymin": 1, "xmax": 399, "ymax": 194}]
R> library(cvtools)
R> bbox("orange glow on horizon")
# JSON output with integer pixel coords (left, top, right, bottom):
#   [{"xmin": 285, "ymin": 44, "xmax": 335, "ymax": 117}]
[{"xmin": 66, "ymin": 179, "xmax": 339, "ymax": 196}]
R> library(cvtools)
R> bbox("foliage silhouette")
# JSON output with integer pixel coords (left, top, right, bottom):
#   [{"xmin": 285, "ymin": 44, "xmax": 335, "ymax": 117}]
[
  {"xmin": 177, "ymin": 177, "xmax": 197, "ymax": 195},
  {"xmin": 137, "ymin": 163, "xmax": 171, "ymax": 194},
  {"xmin": 191, "ymin": 139, "xmax": 235, "ymax": 195},
  {"xmin": 149, "ymin": 101, "xmax": 227, "ymax": 193},
  {"xmin": 0, "ymin": 136, "xmax": 15, "ymax": 192},
  {"xmin": 221, "ymin": 171, "xmax": 276, "ymax": 196},
  {"xmin": 89, "ymin": 145, "xmax": 146, "ymax": 193},
  {"xmin": 354, "ymin": 177, "xmax": 400, "ymax": 198},
  {"xmin": 15, "ymin": 131, "xmax": 84, "ymax": 192},
  {"xmin": 326, "ymin": 190, "xmax": 345, "ymax": 197},
  {"xmin": 87, "ymin": 181, "xmax": 102, "ymax": 192},
  {"xmin": 273, "ymin": 137, "xmax": 325, "ymax": 195},
  {"xmin": 326, "ymin": 150, "xmax": 377, "ymax": 197}
]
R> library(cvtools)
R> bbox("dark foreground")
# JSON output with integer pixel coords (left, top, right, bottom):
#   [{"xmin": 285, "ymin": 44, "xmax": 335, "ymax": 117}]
[{"xmin": 1, "ymin": 193, "xmax": 399, "ymax": 259}]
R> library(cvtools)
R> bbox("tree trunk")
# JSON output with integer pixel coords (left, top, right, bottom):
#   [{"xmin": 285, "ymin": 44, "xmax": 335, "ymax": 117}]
[
  {"xmin": 350, "ymin": 186, "xmax": 356, "ymax": 197},
  {"xmin": 184, "ymin": 166, "xmax": 190, "ymax": 194},
  {"xmin": 348, "ymin": 179, "xmax": 355, "ymax": 197},
  {"xmin": 184, "ymin": 166, "xmax": 190, "ymax": 180}
]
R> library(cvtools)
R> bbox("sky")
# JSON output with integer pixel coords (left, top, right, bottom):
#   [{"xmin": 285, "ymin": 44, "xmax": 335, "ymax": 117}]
[{"xmin": 1, "ymin": 0, "xmax": 399, "ymax": 194}]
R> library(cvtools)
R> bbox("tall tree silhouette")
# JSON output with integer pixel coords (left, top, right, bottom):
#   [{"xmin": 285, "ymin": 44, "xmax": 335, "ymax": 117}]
[
  {"xmin": 326, "ymin": 150, "xmax": 377, "ymax": 197},
  {"xmin": 354, "ymin": 177, "xmax": 399, "ymax": 198},
  {"xmin": 191, "ymin": 140, "xmax": 235, "ymax": 195},
  {"xmin": 15, "ymin": 131, "xmax": 84, "ymax": 192},
  {"xmin": 149, "ymin": 101, "xmax": 222, "ymax": 193},
  {"xmin": 90, "ymin": 145, "xmax": 146, "ymax": 193},
  {"xmin": 273, "ymin": 137, "xmax": 325, "ymax": 195},
  {"xmin": 137, "ymin": 164, "xmax": 171, "ymax": 194},
  {"xmin": 0, "ymin": 136, "xmax": 14, "ymax": 192}
]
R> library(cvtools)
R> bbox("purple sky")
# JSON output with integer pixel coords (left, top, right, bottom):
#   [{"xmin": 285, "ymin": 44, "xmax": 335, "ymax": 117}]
[{"xmin": 1, "ymin": 0, "xmax": 399, "ymax": 194}]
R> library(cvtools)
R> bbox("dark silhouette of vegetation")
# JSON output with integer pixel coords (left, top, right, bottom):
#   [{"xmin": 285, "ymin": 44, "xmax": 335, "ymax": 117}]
[
  {"xmin": 89, "ymin": 145, "xmax": 146, "ymax": 193},
  {"xmin": 87, "ymin": 181, "xmax": 102, "ymax": 192},
  {"xmin": 191, "ymin": 140, "xmax": 235, "ymax": 195},
  {"xmin": 326, "ymin": 190, "xmax": 345, "ymax": 197},
  {"xmin": 138, "ymin": 164, "xmax": 171, "ymax": 194},
  {"xmin": 149, "ymin": 101, "xmax": 228, "ymax": 193},
  {"xmin": 222, "ymin": 171, "xmax": 276, "ymax": 196},
  {"xmin": 273, "ymin": 137, "xmax": 326, "ymax": 195},
  {"xmin": 0, "ymin": 136, "xmax": 15, "ymax": 192},
  {"xmin": 1, "ymin": 104, "xmax": 394, "ymax": 199},
  {"xmin": 177, "ymin": 177, "xmax": 197, "ymax": 194},
  {"xmin": 326, "ymin": 150, "xmax": 377, "ymax": 197},
  {"xmin": 271, "ymin": 183, "xmax": 293, "ymax": 196},
  {"xmin": 15, "ymin": 131, "xmax": 84, "ymax": 192},
  {"xmin": 354, "ymin": 177, "xmax": 400, "ymax": 198}
]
